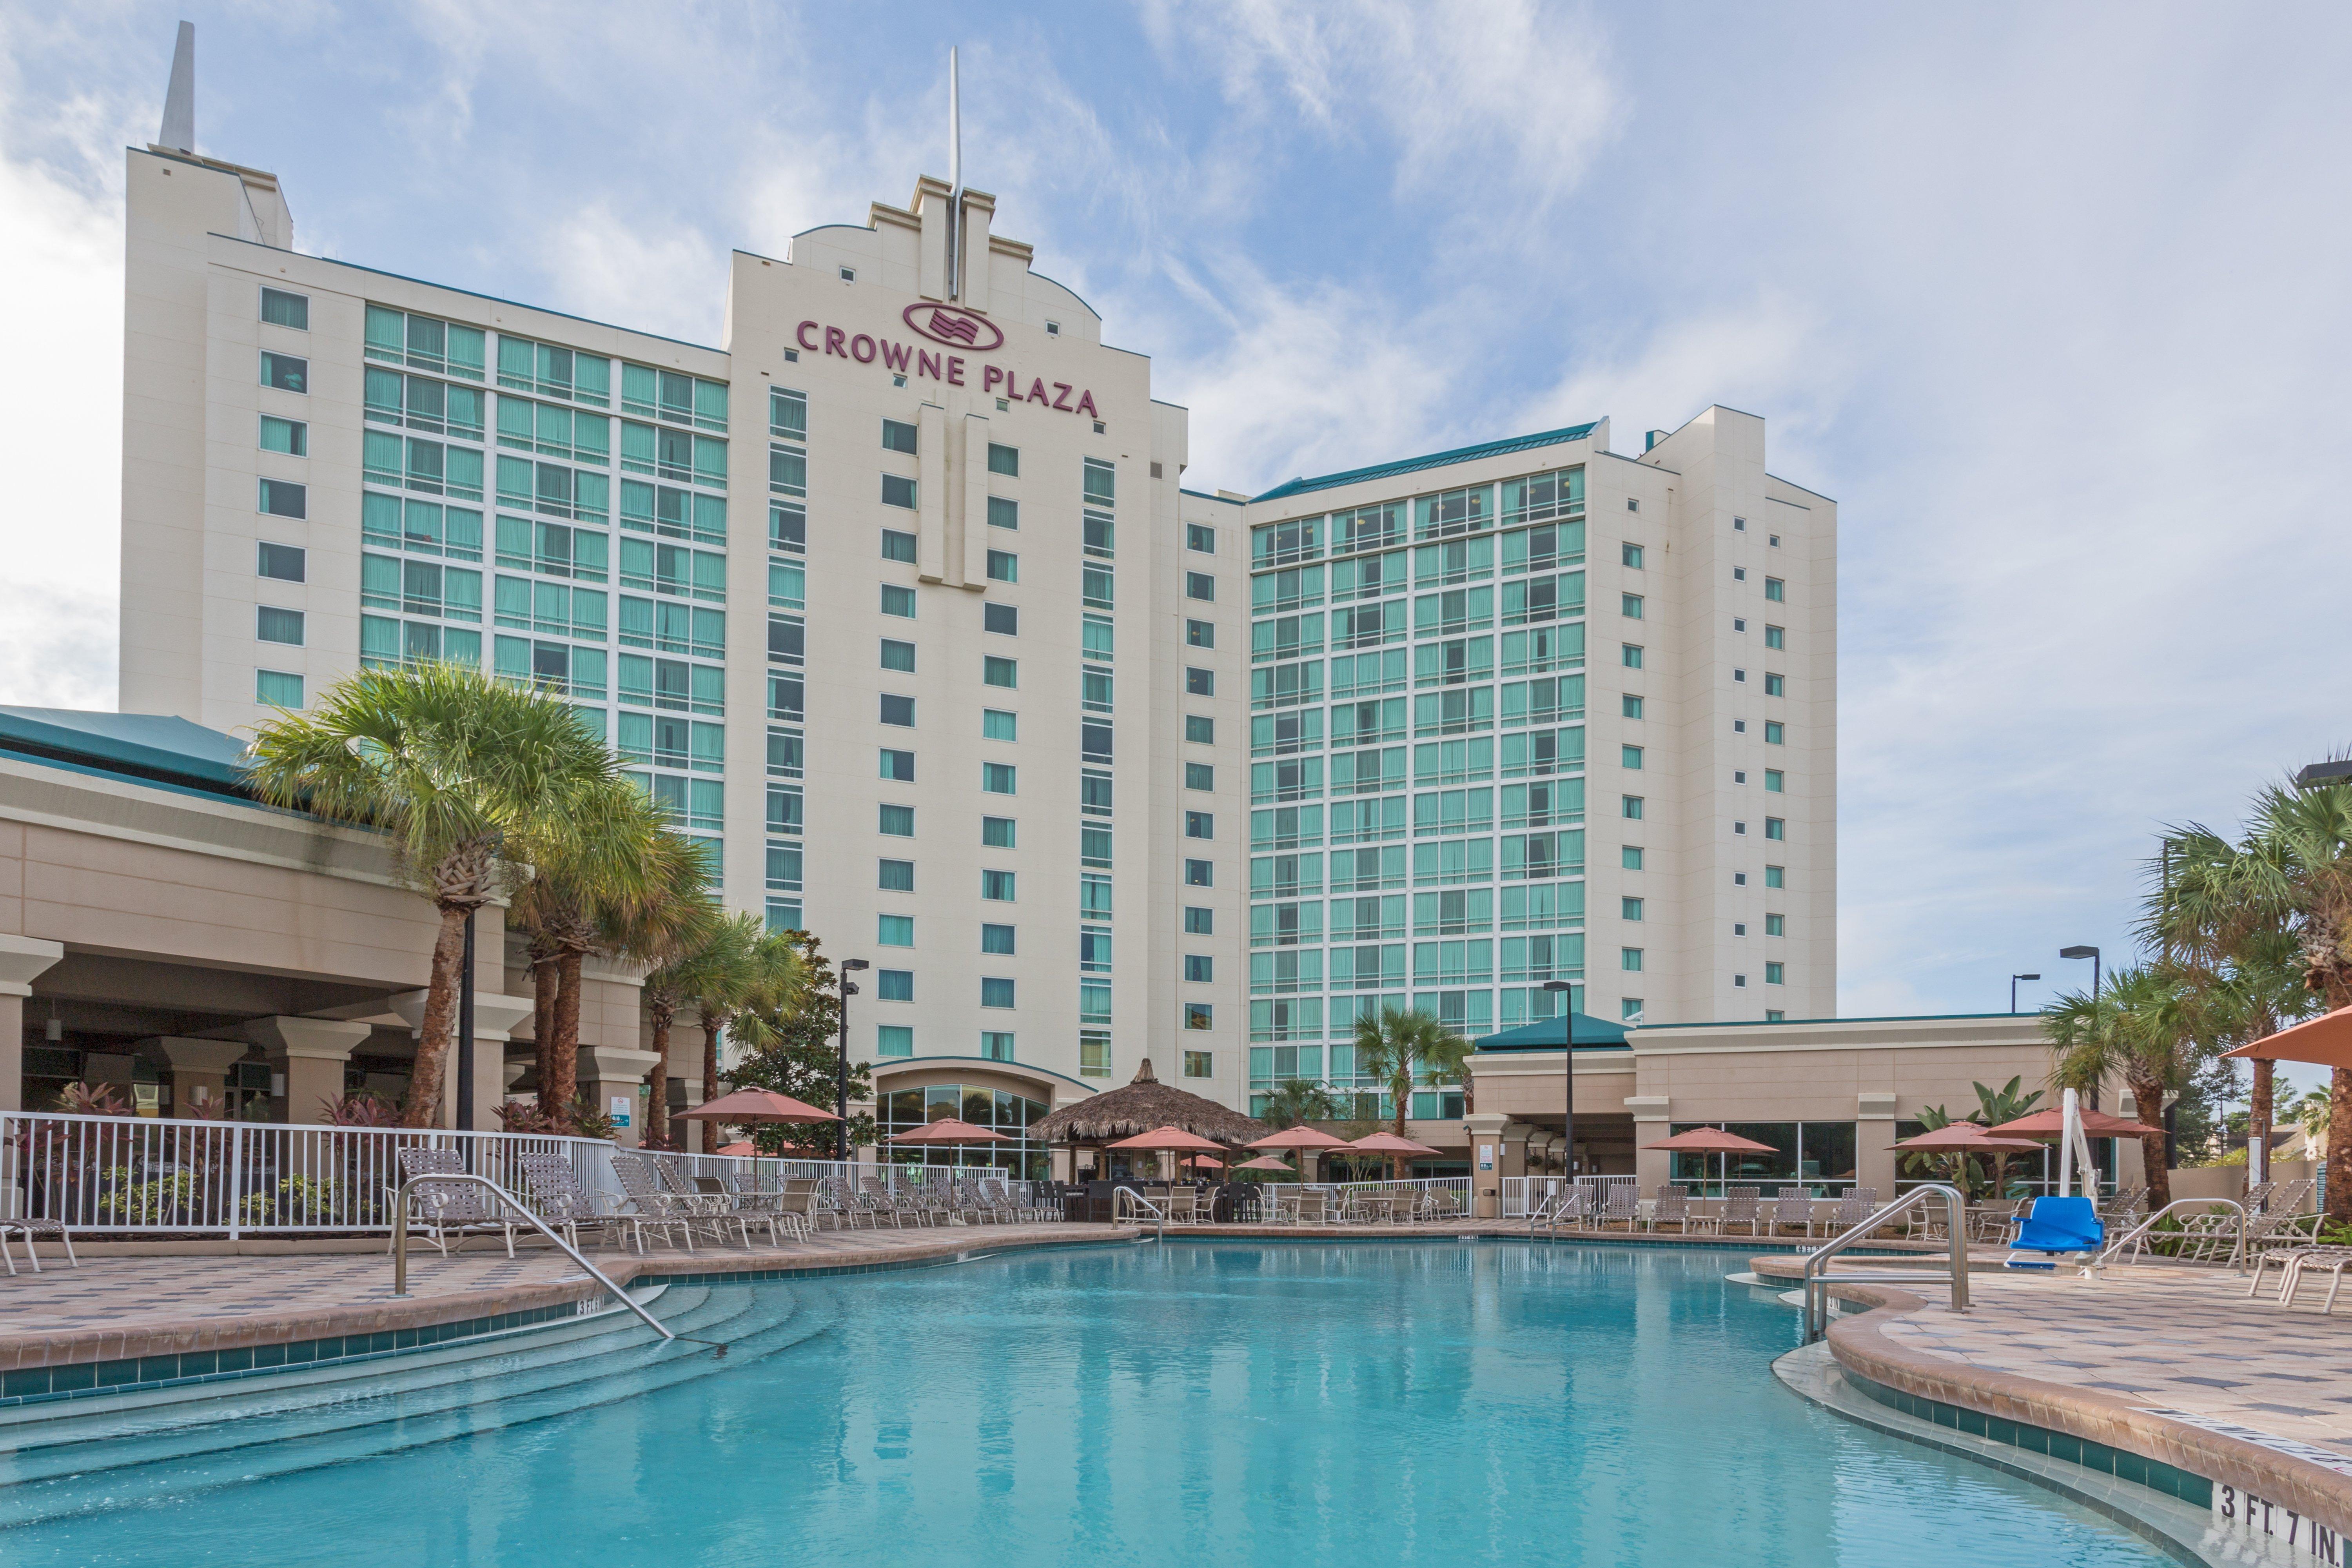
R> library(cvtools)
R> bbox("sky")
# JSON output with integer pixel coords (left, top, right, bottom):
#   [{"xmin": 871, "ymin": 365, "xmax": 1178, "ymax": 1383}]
[{"xmin": 3, "ymin": 1, "xmax": 2351, "ymax": 1060}]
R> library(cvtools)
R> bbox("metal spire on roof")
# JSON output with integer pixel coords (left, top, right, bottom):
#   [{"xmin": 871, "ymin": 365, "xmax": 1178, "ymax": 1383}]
[
  {"xmin": 159, "ymin": 21, "xmax": 195, "ymax": 153},
  {"xmin": 946, "ymin": 45, "xmax": 963, "ymax": 300}
]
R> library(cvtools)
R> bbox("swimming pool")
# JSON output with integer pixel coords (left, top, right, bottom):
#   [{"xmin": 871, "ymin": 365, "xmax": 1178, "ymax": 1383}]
[{"xmin": 2, "ymin": 1241, "xmax": 2171, "ymax": 1565}]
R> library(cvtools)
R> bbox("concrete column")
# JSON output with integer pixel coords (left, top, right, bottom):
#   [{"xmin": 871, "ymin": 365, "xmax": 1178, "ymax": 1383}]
[
  {"xmin": 1856, "ymin": 1091, "xmax": 1898, "ymax": 1198},
  {"xmin": 580, "ymin": 1047, "xmax": 662, "ymax": 1148},
  {"xmin": 243, "ymin": 1017, "xmax": 374, "ymax": 1123},
  {"xmin": 147, "ymin": 1037, "xmax": 249, "ymax": 1116},
  {"xmin": 677, "ymin": 1075, "xmax": 705, "ymax": 1152},
  {"xmin": 1464, "ymin": 1112, "xmax": 1509, "ymax": 1217},
  {"xmin": 0, "ymin": 936, "xmax": 65, "ymax": 1113},
  {"xmin": 1626, "ymin": 1094, "xmax": 1672, "ymax": 1192}
]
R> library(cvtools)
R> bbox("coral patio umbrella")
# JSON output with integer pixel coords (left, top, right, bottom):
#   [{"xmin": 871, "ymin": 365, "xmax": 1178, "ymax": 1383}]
[
  {"xmin": 2225, "ymin": 1005, "xmax": 2352, "ymax": 1069},
  {"xmin": 1986, "ymin": 1108, "xmax": 2162, "ymax": 1139},
  {"xmin": 889, "ymin": 1117, "xmax": 1007, "ymax": 1146},
  {"xmin": 1889, "ymin": 1124, "xmax": 2045, "ymax": 1152},
  {"xmin": 681, "ymin": 1088, "xmax": 839, "ymax": 1152},
  {"xmin": 717, "ymin": 1141, "xmax": 755, "ymax": 1157},
  {"xmin": 1108, "ymin": 1124, "xmax": 1225, "ymax": 1181},
  {"xmin": 1348, "ymin": 1130, "xmax": 1443, "ymax": 1181},
  {"xmin": 1640, "ymin": 1125, "xmax": 1780, "ymax": 1193},
  {"xmin": 1234, "ymin": 1155, "xmax": 1294, "ymax": 1172},
  {"xmin": 1249, "ymin": 1124, "xmax": 1352, "ymax": 1180}
]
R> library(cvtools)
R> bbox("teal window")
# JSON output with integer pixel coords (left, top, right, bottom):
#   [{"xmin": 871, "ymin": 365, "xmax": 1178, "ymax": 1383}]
[
  {"xmin": 1621, "ymin": 694, "xmax": 1642, "ymax": 719},
  {"xmin": 985, "ymin": 603, "xmax": 1019, "ymax": 636},
  {"xmin": 1184, "ymin": 1003, "xmax": 1213, "ymax": 1031},
  {"xmin": 1765, "ymin": 913, "xmax": 1785, "ymax": 936},
  {"xmin": 1622, "ymin": 998, "xmax": 1644, "ymax": 1022},
  {"xmin": 878, "ymin": 860, "xmax": 915, "ymax": 892},
  {"xmin": 982, "ymin": 817, "xmax": 1016, "ymax": 848},
  {"xmin": 257, "ymin": 542, "xmax": 305, "ymax": 582},
  {"xmin": 983, "ymin": 656, "xmax": 1017, "ymax": 688},
  {"xmin": 1765, "ymin": 721, "xmax": 1785, "ymax": 744},
  {"xmin": 255, "ymin": 669, "xmax": 303, "ymax": 707},
  {"xmin": 256, "ymin": 606, "xmax": 304, "ymax": 646},
  {"xmin": 1186, "ymin": 572, "xmax": 1214, "ymax": 602},
  {"xmin": 260, "ymin": 287, "xmax": 308, "ymax": 329},
  {"xmin": 1764, "ymin": 577, "xmax": 1785, "ymax": 602},
  {"xmin": 1184, "ymin": 859, "xmax": 1213, "ymax": 887},
  {"xmin": 259, "ymin": 415, "xmax": 307, "ymax": 456},
  {"xmin": 982, "ymin": 924, "xmax": 1016, "ymax": 955},
  {"xmin": 1186, "ymin": 716, "xmax": 1214, "ymax": 745},
  {"xmin": 1765, "ymin": 962, "xmax": 1785, "ymax": 985},
  {"xmin": 982, "ymin": 1032, "xmax": 1016, "ymax": 1062},
  {"xmin": 882, "ymin": 419, "xmax": 918, "ymax": 454},
  {"xmin": 1621, "ymin": 593, "xmax": 1642, "ymax": 619},
  {"xmin": 1765, "ymin": 624, "xmax": 1785, "ymax": 650},
  {"xmin": 770, "ymin": 388, "xmax": 807, "ymax": 439},
  {"xmin": 986, "ymin": 550, "xmax": 1018, "ymax": 583},
  {"xmin": 876, "ymin": 969, "xmax": 913, "ymax": 1001},
  {"xmin": 1622, "ymin": 897, "xmax": 1644, "ymax": 922},
  {"xmin": 982, "ymin": 762, "xmax": 1016, "ymax": 794},
  {"xmin": 982, "ymin": 977, "xmax": 1016, "ymax": 1009},
  {"xmin": 987, "ymin": 496, "xmax": 1018, "ymax": 530},
  {"xmin": 982, "ymin": 709, "xmax": 1017, "ymax": 741},
  {"xmin": 880, "ymin": 749, "xmax": 915, "ymax": 782},
  {"xmin": 879, "ymin": 803, "xmax": 914, "ymax": 837},
  {"xmin": 1621, "ymin": 745, "xmax": 1642, "ymax": 770},
  {"xmin": 1187, "ymin": 525, "xmax": 1215, "ymax": 554},
  {"xmin": 1621, "ymin": 795, "xmax": 1643, "ymax": 820},
  {"xmin": 1083, "ymin": 458, "xmax": 1115, "ymax": 506},
  {"xmin": 1083, "ymin": 565, "xmax": 1113, "ymax": 609},
  {"xmin": 260, "ymin": 351, "xmax": 307, "ymax": 394},
  {"xmin": 769, "ymin": 561, "xmax": 804, "ymax": 611},
  {"xmin": 1621, "ymin": 644, "xmax": 1642, "ymax": 669},
  {"xmin": 881, "ymin": 639, "xmax": 916, "ymax": 672},
  {"xmin": 882, "ymin": 584, "xmax": 915, "ymax": 617},
  {"xmin": 258, "ymin": 479, "xmax": 306, "ymax": 519},
  {"xmin": 1764, "ymin": 672, "xmax": 1785, "ymax": 697},
  {"xmin": 1185, "ymin": 907, "xmax": 1213, "ymax": 935},
  {"xmin": 878, "ymin": 915, "xmax": 914, "ymax": 947},
  {"xmin": 1622, "ymin": 845, "xmax": 1644, "ymax": 870},
  {"xmin": 877, "ymin": 1025, "xmax": 913, "ymax": 1058},
  {"xmin": 1186, "ymin": 763, "xmax": 1214, "ymax": 791},
  {"xmin": 880, "ymin": 693, "xmax": 914, "ymax": 727},
  {"xmin": 1621, "ymin": 948, "xmax": 1643, "ymax": 972},
  {"xmin": 987, "ymin": 443, "xmax": 1018, "ymax": 476},
  {"xmin": 1765, "ymin": 817, "xmax": 1785, "ymax": 840},
  {"xmin": 1765, "ymin": 864, "xmax": 1785, "ymax": 888},
  {"xmin": 982, "ymin": 869, "xmax": 1016, "ymax": 901},
  {"xmin": 1765, "ymin": 769, "xmax": 1784, "ymax": 793},
  {"xmin": 881, "ymin": 474, "xmax": 917, "ymax": 509},
  {"xmin": 1621, "ymin": 543, "xmax": 1643, "ymax": 569}
]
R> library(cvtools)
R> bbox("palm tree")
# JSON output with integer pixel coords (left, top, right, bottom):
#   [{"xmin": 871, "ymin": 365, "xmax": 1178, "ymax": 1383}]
[
  {"xmin": 1352, "ymin": 1006, "xmax": 1474, "ymax": 1179},
  {"xmin": 1964, "ymin": 1076, "xmax": 2045, "ymax": 1198},
  {"xmin": 2290, "ymin": 1087, "xmax": 2331, "ymax": 1152},
  {"xmin": 608, "ymin": 849, "xmax": 722, "ymax": 1147},
  {"xmin": 246, "ymin": 664, "xmax": 621, "ymax": 1128},
  {"xmin": 694, "ymin": 924, "xmax": 806, "ymax": 1117},
  {"xmin": 2045, "ymin": 965, "xmax": 2200, "ymax": 1210},
  {"xmin": 1259, "ymin": 1078, "xmax": 1341, "ymax": 1130},
  {"xmin": 2141, "ymin": 779, "xmax": 2352, "ymax": 1218}
]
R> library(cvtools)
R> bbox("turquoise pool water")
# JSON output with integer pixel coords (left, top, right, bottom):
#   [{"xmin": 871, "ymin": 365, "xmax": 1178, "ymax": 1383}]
[{"xmin": 3, "ymin": 1242, "xmax": 2168, "ymax": 1565}]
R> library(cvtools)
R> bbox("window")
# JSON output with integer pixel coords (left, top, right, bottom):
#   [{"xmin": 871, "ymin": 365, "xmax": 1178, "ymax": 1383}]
[
  {"xmin": 982, "ymin": 924, "xmax": 1016, "ymax": 955},
  {"xmin": 1765, "ymin": 720, "xmax": 1785, "ymax": 744},
  {"xmin": 1733, "ymin": 720, "xmax": 1746, "ymax": 734},
  {"xmin": 1185, "ymin": 715, "xmax": 1215, "ymax": 746},
  {"xmin": 1621, "ymin": 695, "xmax": 1643, "ymax": 719},
  {"xmin": 1621, "ymin": 795, "xmax": 1643, "ymax": 820},
  {"xmin": 258, "ymin": 287, "xmax": 309, "ymax": 329},
  {"xmin": 987, "ymin": 496, "xmax": 1018, "ymax": 530},
  {"xmin": 871, "ymin": 967, "xmax": 915, "ymax": 1005},
  {"xmin": 1621, "ymin": 745, "xmax": 1643, "ymax": 770},
  {"xmin": 987, "ymin": 442, "xmax": 1018, "ymax": 476},
  {"xmin": 1187, "ymin": 524, "xmax": 1215, "ymax": 554},
  {"xmin": 969, "ymin": 817, "xmax": 1014, "ymax": 853},
  {"xmin": 1621, "ymin": 594, "xmax": 1643, "ymax": 620},
  {"xmin": 260, "ymin": 351, "xmax": 307, "ymax": 393},
  {"xmin": 1762, "ymin": 673, "xmax": 1785, "ymax": 698},
  {"xmin": 984, "ymin": 603, "xmax": 1019, "ymax": 636},
  {"xmin": 1765, "ymin": 624, "xmax": 1785, "ymax": 650},
  {"xmin": 1621, "ymin": 543, "xmax": 1644, "ymax": 569},
  {"xmin": 1621, "ymin": 644, "xmax": 1643, "ymax": 670},
  {"xmin": 1622, "ymin": 998, "xmax": 1644, "ymax": 1022},
  {"xmin": 881, "ymin": 418, "xmax": 918, "ymax": 454},
  {"xmin": 1621, "ymin": 948, "xmax": 1644, "ymax": 972},
  {"xmin": 880, "ymin": 748, "xmax": 915, "ymax": 782},
  {"xmin": 880, "ymin": 693, "xmax": 915, "ymax": 727},
  {"xmin": 1184, "ymin": 859, "xmax": 1214, "ymax": 887},
  {"xmin": 878, "ymin": 915, "xmax": 914, "ymax": 947},
  {"xmin": 982, "ymin": 762, "xmax": 1016, "ymax": 794},
  {"xmin": 982, "ymin": 869, "xmax": 1017, "ymax": 901},
  {"xmin": 1621, "ymin": 896, "xmax": 1644, "ymax": 922},
  {"xmin": 1734, "ymin": 669, "xmax": 1747, "ymax": 684},
  {"xmin": 1081, "ymin": 1031, "xmax": 1111, "ymax": 1078},
  {"xmin": 881, "ymin": 584, "xmax": 915, "ymax": 618},
  {"xmin": 873, "ymin": 1025, "xmax": 913, "ymax": 1058},
  {"xmin": 1184, "ymin": 955, "xmax": 1214, "ymax": 983},
  {"xmin": 1733, "ymin": 516, "xmax": 1746, "ymax": 532},
  {"xmin": 986, "ymin": 550, "xmax": 1018, "ymax": 583},
  {"xmin": 1734, "ymin": 617, "xmax": 1747, "ymax": 633},
  {"xmin": 1186, "ymin": 572, "xmax": 1215, "ymax": 602},
  {"xmin": 1765, "ymin": 962, "xmax": 1786, "ymax": 985},
  {"xmin": 881, "ymin": 474, "xmax": 917, "ymax": 509},
  {"xmin": 1186, "ymin": 619, "xmax": 1214, "ymax": 649},
  {"xmin": 1765, "ymin": 864, "xmax": 1785, "ymax": 888},
  {"xmin": 983, "ymin": 709, "xmax": 1017, "ymax": 741},
  {"xmin": 1185, "ymin": 763, "xmax": 1215, "ymax": 792},
  {"xmin": 256, "ymin": 606, "xmax": 304, "ymax": 646},
  {"xmin": 983, "ymin": 655, "xmax": 1017, "ymax": 688},
  {"xmin": 1186, "ymin": 667, "xmax": 1214, "ymax": 697},
  {"xmin": 1626, "ymin": 498, "xmax": 1639, "ymax": 513},
  {"xmin": 1182, "ymin": 1050, "xmax": 1213, "ymax": 1078},
  {"xmin": 1764, "ymin": 817, "xmax": 1786, "ymax": 840},
  {"xmin": 257, "ymin": 542, "xmax": 306, "ymax": 583},
  {"xmin": 1765, "ymin": 769, "xmax": 1784, "ymax": 793},
  {"xmin": 1735, "ymin": 821, "xmax": 1748, "ymax": 836},
  {"xmin": 1764, "ymin": 577, "xmax": 1785, "ymax": 603},
  {"xmin": 1183, "ymin": 1003, "xmax": 1213, "ymax": 1031},
  {"xmin": 1185, "ymin": 906, "xmax": 1214, "ymax": 935},
  {"xmin": 1185, "ymin": 812, "xmax": 1214, "ymax": 839},
  {"xmin": 981, "ymin": 977, "xmax": 1016, "ymax": 1009},
  {"xmin": 1622, "ymin": 846, "xmax": 1644, "ymax": 870},
  {"xmin": 879, "ymin": 804, "xmax": 914, "ymax": 836},
  {"xmin": 1765, "ymin": 913, "xmax": 1785, "ymax": 936},
  {"xmin": 258, "ymin": 479, "xmax": 307, "ymax": 519},
  {"xmin": 881, "ymin": 529, "xmax": 917, "ymax": 563},
  {"xmin": 880, "ymin": 639, "xmax": 916, "ymax": 672},
  {"xmin": 259, "ymin": 414, "xmax": 307, "ymax": 456},
  {"xmin": 255, "ymin": 669, "xmax": 303, "ymax": 707}
]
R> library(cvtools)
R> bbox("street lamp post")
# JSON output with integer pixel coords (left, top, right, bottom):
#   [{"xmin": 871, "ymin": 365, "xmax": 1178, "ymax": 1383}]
[
  {"xmin": 2060, "ymin": 946, "xmax": 2101, "ymax": 1110},
  {"xmin": 1543, "ymin": 980, "xmax": 1576, "ymax": 1192},
  {"xmin": 2009, "ymin": 972, "xmax": 2039, "ymax": 1014},
  {"xmin": 837, "ymin": 958, "xmax": 869, "ymax": 1163}
]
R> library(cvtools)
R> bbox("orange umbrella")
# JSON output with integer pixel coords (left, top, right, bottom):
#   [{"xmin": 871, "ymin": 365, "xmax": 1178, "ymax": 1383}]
[
  {"xmin": 1640, "ymin": 1127, "xmax": 1778, "ymax": 1153},
  {"xmin": 2225, "ymin": 1005, "xmax": 2352, "ymax": 1068},
  {"xmin": 890, "ymin": 1117, "xmax": 1007, "ymax": 1145},
  {"xmin": 1108, "ymin": 1125, "xmax": 1226, "ymax": 1181},
  {"xmin": 1988, "ymin": 1107, "xmax": 2162, "ymax": 1139},
  {"xmin": 1183, "ymin": 1154, "xmax": 1226, "ymax": 1170},
  {"xmin": 716, "ymin": 1141, "xmax": 756, "ymax": 1157},
  {"xmin": 1349, "ymin": 1130, "xmax": 1443, "ymax": 1180},
  {"xmin": 1250, "ymin": 1123, "xmax": 1352, "ymax": 1180},
  {"xmin": 681, "ymin": 1088, "xmax": 840, "ymax": 1122},
  {"xmin": 1234, "ymin": 1154, "xmax": 1295, "ymax": 1172},
  {"xmin": 1889, "ymin": 1124, "xmax": 2044, "ymax": 1152}
]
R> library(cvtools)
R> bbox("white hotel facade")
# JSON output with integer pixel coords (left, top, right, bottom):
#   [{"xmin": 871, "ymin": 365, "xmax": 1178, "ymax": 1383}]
[{"xmin": 116, "ymin": 121, "xmax": 1835, "ymax": 1140}]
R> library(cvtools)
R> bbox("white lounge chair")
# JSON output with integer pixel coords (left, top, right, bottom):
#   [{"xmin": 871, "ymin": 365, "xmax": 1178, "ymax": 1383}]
[{"xmin": 390, "ymin": 1147, "xmax": 519, "ymax": 1259}]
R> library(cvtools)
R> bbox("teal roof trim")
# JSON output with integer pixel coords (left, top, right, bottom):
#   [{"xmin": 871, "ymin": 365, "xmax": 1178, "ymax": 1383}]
[
  {"xmin": 1472, "ymin": 1012, "xmax": 1630, "ymax": 1051},
  {"xmin": 1252, "ymin": 422, "xmax": 1602, "ymax": 505},
  {"xmin": 0, "ymin": 708, "xmax": 254, "ymax": 799}
]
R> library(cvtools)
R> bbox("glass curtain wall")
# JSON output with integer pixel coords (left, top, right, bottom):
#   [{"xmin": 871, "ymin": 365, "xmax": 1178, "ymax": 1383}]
[{"xmin": 879, "ymin": 1085, "xmax": 1051, "ymax": 1180}]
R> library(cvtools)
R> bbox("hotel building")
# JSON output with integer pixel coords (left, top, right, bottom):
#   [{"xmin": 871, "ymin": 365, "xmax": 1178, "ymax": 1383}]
[{"xmin": 103, "ymin": 71, "xmax": 1842, "ymax": 1164}]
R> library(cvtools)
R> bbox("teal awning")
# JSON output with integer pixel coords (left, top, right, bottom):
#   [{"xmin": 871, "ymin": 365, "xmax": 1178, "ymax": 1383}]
[{"xmin": 1472, "ymin": 1013, "xmax": 1630, "ymax": 1051}]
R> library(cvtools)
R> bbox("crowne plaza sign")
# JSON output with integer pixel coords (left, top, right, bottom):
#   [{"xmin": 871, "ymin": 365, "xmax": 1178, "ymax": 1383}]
[{"xmin": 794, "ymin": 303, "xmax": 1102, "ymax": 419}]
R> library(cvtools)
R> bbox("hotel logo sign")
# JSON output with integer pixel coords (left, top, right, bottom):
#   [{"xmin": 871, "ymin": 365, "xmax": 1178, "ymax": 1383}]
[{"xmin": 904, "ymin": 303, "xmax": 1005, "ymax": 352}]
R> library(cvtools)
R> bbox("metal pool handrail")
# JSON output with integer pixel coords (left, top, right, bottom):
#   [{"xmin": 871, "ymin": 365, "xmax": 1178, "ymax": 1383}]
[
  {"xmin": 1112, "ymin": 1185, "xmax": 1166, "ymax": 1241},
  {"xmin": 1801, "ymin": 1183, "xmax": 1969, "ymax": 1344},
  {"xmin": 390, "ymin": 1172, "xmax": 674, "ymax": 1342},
  {"xmin": 2092, "ymin": 1198, "xmax": 2247, "ymax": 1276}
]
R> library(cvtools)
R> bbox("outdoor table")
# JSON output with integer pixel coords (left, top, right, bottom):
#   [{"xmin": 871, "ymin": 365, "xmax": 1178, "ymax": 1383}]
[{"xmin": 1354, "ymin": 1194, "xmax": 1406, "ymax": 1222}]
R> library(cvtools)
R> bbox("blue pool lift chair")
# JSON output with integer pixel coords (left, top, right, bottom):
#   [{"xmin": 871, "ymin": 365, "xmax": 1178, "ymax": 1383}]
[{"xmin": 2003, "ymin": 1195, "xmax": 2105, "ymax": 1270}]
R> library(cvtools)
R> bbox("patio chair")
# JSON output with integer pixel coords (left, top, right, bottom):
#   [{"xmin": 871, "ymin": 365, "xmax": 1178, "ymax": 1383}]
[
  {"xmin": 1974, "ymin": 1196, "xmax": 2033, "ymax": 1246},
  {"xmin": 608, "ymin": 1152, "xmax": 714, "ymax": 1247},
  {"xmin": 1768, "ymin": 1188, "xmax": 1816, "ymax": 1238},
  {"xmin": 650, "ymin": 1161, "xmax": 744, "ymax": 1246},
  {"xmin": 1644, "ymin": 1186, "xmax": 1697, "ymax": 1234},
  {"xmin": 1420, "ymin": 1187, "xmax": 1465, "ymax": 1222},
  {"xmin": 516, "ymin": 1152, "xmax": 686, "ymax": 1256},
  {"xmin": 809, "ymin": 1175, "xmax": 858, "ymax": 1230},
  {"xmin": 2238, "ymin": 1180, "xmax": 2277, "ymax": 1216},
  {"xmin": 721, "ymin": 1171, "xmax": 811, "ymax": 1245},
  {"xmin": 2264, "ymin": 1178, "xmax": 2317, "ymax": 1220},
  {"xmin": 858, "ymin": 1175, "xmax": 912, "ymax": 1228},
  {"xmin": 0, "ymin": 1218, "xmax": 78, "ymax": 1276},
  {"xmin": 2250, "ymin": 1245, "xmax": 2352, "ymax": 1311},
  {"xmin": 1827, "ymin": 1189, "xmax": 1878, "ymax": 1238},
  {"xmin": 1553, "ymin": 1187, "xmax": 1592, "ymax": 1230},
  {"xmin": 1288, "ymin": 1189, "xmax": 1332, "ymax": 1226},
  {"xmin": 1716, "ymin": 1187, "xmax": 1763, "ymax": 1237},
  {"xmin": 389, "ymin": 1147, "xmax": 520, "ymax": 1259},
  {"xmin": 1597, "ymin": 1183, "xmax": 1642, "ymax": 1232}
]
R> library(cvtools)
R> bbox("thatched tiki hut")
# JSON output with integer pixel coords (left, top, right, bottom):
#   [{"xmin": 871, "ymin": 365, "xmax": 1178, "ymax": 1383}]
[{"xmin": 1029, "ymin": 1059, "xmax": 1263, "ymax": 1180}]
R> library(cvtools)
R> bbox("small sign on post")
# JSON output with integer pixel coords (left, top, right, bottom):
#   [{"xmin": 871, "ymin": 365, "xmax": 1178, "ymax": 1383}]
[{"xmin": 609, "ymin": 1095, "xmax": 632, "ymax": 1129}]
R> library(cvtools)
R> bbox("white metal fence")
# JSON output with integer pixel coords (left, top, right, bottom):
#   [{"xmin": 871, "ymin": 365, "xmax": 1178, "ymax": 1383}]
[
  {"xmin": 1248, "ymin": 1176, "xmax": 1472, "ymax": 1215},
  {"xmin": 0, "ymin": 1110, "xmax": 856, "ymax": 1238},
  {"xmin": 1500, "ymin": 1175, "xmax": 1639, "ymax": 1218}
]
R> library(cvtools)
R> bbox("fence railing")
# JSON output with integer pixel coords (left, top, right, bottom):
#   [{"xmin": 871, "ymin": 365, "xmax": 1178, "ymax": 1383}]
[
  {"xmin": 1501, "ymin": 1175, "xmax": 1637, "ymax": 1218},
  {"xmin": 0, "ymin": 1110, "xmax": 856, "ymax": 1237},
  {"xmin": 1252, "ymin": 1176, "xmax": 1472, "ymax": 1212}
]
